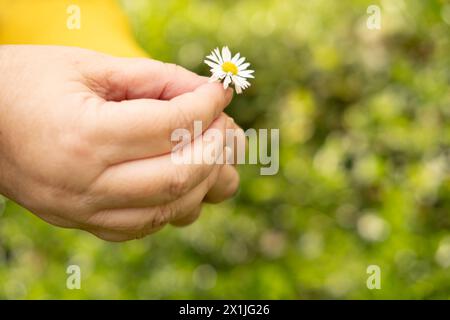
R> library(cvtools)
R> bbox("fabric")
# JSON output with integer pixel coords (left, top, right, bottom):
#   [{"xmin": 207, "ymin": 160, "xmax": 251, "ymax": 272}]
[{"xmin": 0, "ymin": 0, "xmax": 146, "ymax": 57}]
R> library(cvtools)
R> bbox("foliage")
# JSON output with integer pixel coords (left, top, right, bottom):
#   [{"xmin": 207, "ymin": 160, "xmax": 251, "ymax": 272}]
[{"xmin": 0, "ymin": 0, "xmax": 449, "ymax": 299}]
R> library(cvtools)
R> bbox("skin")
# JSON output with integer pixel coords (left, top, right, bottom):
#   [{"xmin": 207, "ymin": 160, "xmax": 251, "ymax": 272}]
[{"xmin": 0, "ymin": 45, "xmax": 244, "ymax": 241}]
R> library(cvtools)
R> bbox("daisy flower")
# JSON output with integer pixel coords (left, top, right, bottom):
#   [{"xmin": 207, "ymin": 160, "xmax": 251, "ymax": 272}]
[{"xmin": 204, "ymin": 46, "xmax": 254, "ymax": 94}]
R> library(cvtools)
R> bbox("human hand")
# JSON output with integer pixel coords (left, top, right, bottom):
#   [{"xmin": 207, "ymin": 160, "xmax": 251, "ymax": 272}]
[{"xmin": 0, "ymin": 45, "xmax": 241, "ymax": 241}]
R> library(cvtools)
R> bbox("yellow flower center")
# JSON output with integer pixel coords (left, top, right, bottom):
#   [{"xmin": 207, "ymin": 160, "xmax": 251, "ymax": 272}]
[{"xmin": 222, "ymin": 61, "xmax": 238, "ymax": 75}]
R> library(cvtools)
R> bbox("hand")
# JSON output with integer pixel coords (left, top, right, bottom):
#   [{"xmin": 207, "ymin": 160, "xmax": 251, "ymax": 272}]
[{"xmin": 0, "ymin": 45, "xmax": 241, "ymax": 241}]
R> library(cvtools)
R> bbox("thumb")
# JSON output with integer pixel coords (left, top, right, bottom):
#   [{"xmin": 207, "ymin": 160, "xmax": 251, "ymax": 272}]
[{"xmin": 84, "ymin": 56, "xmax": 208, "ymax": 101}]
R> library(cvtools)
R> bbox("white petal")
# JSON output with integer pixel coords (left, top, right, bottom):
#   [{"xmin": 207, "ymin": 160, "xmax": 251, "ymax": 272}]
[
  {"xmin": 209, "ymin": 74, "xmax": 221, "ymax": 82},
  {"xmin": 231, "ymin": 52, "xmax": 241, "ymax": 64},
  {"xmin": 217, "ymin": 70, "xmax": 227, "ymax": 79},
  {"xmin": 235, "ymin": 84, "xmax": 243, "ymax": 94},
  {"xmin": 232, "ymin": 75, "xmax": 242, "ymax": 86},
  {"xmin": 211, "ymin": 65, "xmax": 226, "ymax": 77},
  {"xmin": 238, "ymin": 70, "xmax": 255, "ymax": 78},
  {"xmin": 235, "ymin": 75, "xmax": 251, "ymax": 88},
  {"xmin": 232, "ymin": 75, "xmax": 248, "ymax": 91},
  {"xmin": 240, "ymin": 69, "xmax": 254, "ymax": 74},
  {"xmin": 242, "ymin": 80, "xmax": 251, "ymax": 88},
  {"xmin": 213, "ymin": 49, "xmax": 224, "ymax": 64},
  {"xmin": 222, "ymin": 46, "xmax": 232, "ymax": 62},
  {"xmin": 238, "ymin": 62, "xmax": 251, "ymax": 71},
  {"xmin": 214, "ymin": 47, "xmax": 223, "ymax": 64},
  {"xmin": 223, "ymin": 75, "xmax": 232, "ymax": 89},
  {"xmin": 235, "ymin": 57, "xmax": 246, "ymax": 66},
  {"xmin": 206, "ymin": 53, "xmax": 220, "ymax": 64},
  {"xmin": 204, "ymin": 60, "xmax": 219, "ymax": 69}
]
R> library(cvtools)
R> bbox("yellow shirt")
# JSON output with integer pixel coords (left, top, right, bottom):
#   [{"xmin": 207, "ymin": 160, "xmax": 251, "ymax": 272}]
[{"xmin": 0, "ymin": 0, "xmax": 146, "ymax": 57}]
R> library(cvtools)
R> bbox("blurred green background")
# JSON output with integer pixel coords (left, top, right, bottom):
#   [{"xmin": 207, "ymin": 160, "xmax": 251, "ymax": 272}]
[{"xmin": 1, "ymin": 0, "xmax": 450, "ymax": 299}]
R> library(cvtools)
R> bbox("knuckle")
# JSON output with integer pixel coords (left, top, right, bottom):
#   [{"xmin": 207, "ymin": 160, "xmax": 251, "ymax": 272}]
[
  {"xmin": 152, "ymin": 204, "xmax": 175, "ymax": 228},
  {"xmin": 130, "ymin": 222, "xmax": 151, "ymax": 239},
  {"xmin": 132, "ymin": 209, "xmax": 169, "ymax": 238},
  {"xmin": 82, "ymin": 211, "xmax": 109, "ymax": 229},
  {"xmin": 167, "ymin": 168, "xmax": 190, "ymax": 199},
  {"xmin": 60, "ymin": 129, "xmax": 93, "ymax": 159},
  {"xmin": 164, "ymin": 62, "xmax": 182, "ymax": 79},
  {"xmin": 85, "ymin": 210, "xmax": 151, "ymax": 238},
  {"xmin": 170, "ymin": 101, "xmax": 193, "ymax": 134}
]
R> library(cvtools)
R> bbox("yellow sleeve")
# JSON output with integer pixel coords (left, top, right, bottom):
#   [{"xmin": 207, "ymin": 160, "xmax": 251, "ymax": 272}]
[{"xmin": 0, "ymin": 0, "xmax": 147, "ymax": 57}]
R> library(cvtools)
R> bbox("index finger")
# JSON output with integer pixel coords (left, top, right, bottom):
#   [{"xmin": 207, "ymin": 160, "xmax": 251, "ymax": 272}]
[{"xmin": 91, "ymin": 82, "xmax": 234, "ymax": 163}]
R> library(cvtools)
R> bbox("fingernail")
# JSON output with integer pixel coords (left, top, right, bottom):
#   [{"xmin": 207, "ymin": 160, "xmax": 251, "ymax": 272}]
[
  {"xmin": 226, "ymin": 116, "xmax": 234, "ymax": 129},
  {"xmin": 225, "ymin": 87, "xmax": 234, "ymax": 101}
]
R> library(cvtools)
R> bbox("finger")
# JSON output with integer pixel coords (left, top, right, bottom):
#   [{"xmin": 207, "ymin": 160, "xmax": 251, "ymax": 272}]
[
  {"xmin": 86, "ymin": 229, "xmax": 131, "ymax": 242},
  {"xmin": 37, "ymin": 212, "xmax": 80, "ymax": 229},
  {"xmin": 90, "ymin": 114, "xmax": 228, "ymax": 209},
  {"xmin": 85, "ymin": 205, "xmax": 169, "ymax": 242},
  {"xmin": 86, "ymin": 228, "xmax": 162, "ymax": 242},
  {"xmin": 86, "ymin": 164, "xmax": 221, "ymax": 238},
  {"xmin": 83, "ymin": 57, "xmax": 208, "ymax": 101},
  {"xmin": 90, "ymin": 82, "xmax": 233, "ymax": 162},
  {"xmin": 170, "ymin": 204, "xmax": 202, "ymax": 227},
  {"xmin": 204, "ymin": 117, "xmax": 242, "ymax": 203},
  {"xmin": 166, "ymin": 164, "xmax": 222, "ymax": 222},
  {"xmin": 225, "ymin": 119, "xmax": 247, "ymax": 166},
  {"xmin": 204, "ymin": 164, "xmax": 240, "ymax": 203}
]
